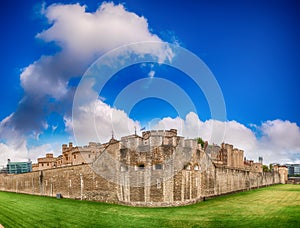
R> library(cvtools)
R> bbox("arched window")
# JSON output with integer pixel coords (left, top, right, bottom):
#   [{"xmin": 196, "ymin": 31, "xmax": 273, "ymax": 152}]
[{"xmin": 194, "ymin": 164, "xmax": 199, "ymax": 171}]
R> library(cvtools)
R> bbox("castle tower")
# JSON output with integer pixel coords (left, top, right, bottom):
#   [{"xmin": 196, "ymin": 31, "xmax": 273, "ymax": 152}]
[{"xmin": 278, "ymin": 166, "xmax": 288, "ymax": 184}]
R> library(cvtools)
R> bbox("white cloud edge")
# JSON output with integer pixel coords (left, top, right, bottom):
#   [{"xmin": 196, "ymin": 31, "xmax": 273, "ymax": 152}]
[{"xmin": 1, "ymin": 110, "xmax": 299, "ymax": 167}]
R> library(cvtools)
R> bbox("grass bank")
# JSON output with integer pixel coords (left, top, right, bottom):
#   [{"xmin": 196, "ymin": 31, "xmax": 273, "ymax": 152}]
[{"xmin": 0, "ymin": 184, "xmax": 299, "ymax": 227}]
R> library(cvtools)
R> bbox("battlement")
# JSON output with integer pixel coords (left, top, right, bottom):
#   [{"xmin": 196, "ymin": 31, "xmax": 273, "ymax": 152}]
[
  {"xmin": 121, "ymin": 129, "xmax": 180, "ymax": 149},
  {"xmin": 33, "ymin": 131, "xmax": 265, "ymax": 174},
  {"xmin": 142, "ymin": 129, "xmax": 177, "ymax": 138},
  {"xmin": 46, "ymin": 153, "xmax": 53, "ymax": 158},
  {"xmin": 62, "ymin": 142, "xmax": 73, "ymax": 152}
]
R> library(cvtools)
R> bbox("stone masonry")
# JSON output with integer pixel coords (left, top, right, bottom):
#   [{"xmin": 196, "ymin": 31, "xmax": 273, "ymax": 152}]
[{"xmin": 0, "ymin": 129, "xmax": 288, "ymax": 207}]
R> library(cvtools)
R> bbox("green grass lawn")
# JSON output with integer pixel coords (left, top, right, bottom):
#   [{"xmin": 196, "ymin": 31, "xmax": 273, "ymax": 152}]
[{"xmin": 0, "ymin": 184, "xmax": 299, "ymax": 227}]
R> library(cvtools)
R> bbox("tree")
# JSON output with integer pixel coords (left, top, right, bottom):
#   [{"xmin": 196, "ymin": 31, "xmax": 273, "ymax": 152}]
[
  {"xmin": 262, "ymin": 165, "xmax": 269, "ymax": 172},
  {"xmin": 197, "ymin": 137, "xmax": 205, "ymax": 149},
  {"xmin": 269, "ymin": 164, "xmax": 273, "ymax": 172}
]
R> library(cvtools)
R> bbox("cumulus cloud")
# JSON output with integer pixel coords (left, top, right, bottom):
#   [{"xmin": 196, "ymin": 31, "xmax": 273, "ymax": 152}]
[
  {"xmin": 37, "ymin": 3, "xmax": 170, "ymax": 57},
  {"xmin": 1, "ymin": 2, "xmax": 171, "ymax": 136},
  {"xmin": 260, "ymin": 120, "xmax": 300, "ymax": 150},
  {"xmin": 0, "ymin": 2, "xmax": 173, "ymax": 166},
  {"xmin": 27, "ymin": 144, "xmax": 56, "ymax": 163},
  {"xmin": 65, "ymin": 99, "xmax": 140, "ymax": 145},
  {"xmin": 40, "ymin": 3, "xmax": 173, "ymax": 59},
  {"xmin": 256, "ymin": 120, "xmax": 300, "ymax": 164},
  {"xmin": 0, "ymin": 142, "xmax": 55, "ymax": 168},
  {"xmin": 153, "ymin": 112, "xmax": 300, "ymax": 164},
  {"xmin": 0, "ymin": 142, "xmax": 27, "ymax": 168}
]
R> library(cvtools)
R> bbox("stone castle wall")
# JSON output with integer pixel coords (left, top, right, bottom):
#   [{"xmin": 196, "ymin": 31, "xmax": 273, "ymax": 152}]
[
  {"xmin": 0, "ymin": 163, "xmax": 281, "ymax": 207},
  {"xmin": 0, "ymin": 130, "xmax": 286, "ymax": 207},
  {"xmin": 0, "ymin": 164, "xmax": 119, "ymax": 203}
]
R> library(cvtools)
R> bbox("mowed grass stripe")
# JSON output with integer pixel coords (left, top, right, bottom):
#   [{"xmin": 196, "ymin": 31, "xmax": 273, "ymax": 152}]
[{"xmin": 0, "ymin": 184, "xmax": 299, "ymax": 227}]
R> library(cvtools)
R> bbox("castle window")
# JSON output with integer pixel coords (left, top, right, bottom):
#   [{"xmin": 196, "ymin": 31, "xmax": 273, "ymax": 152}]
[
  {"xmin": 88, "ymin": 154, "xmax": 91, "ymax": 158},
  {"xmin": 154, "ymin": 164, "xmax": 162, "ymax": 170},
  {"xmin": 138, "ymin": 164, "xmax": 145, "ymax": 170},
  {"xmin": 74, "ymin": 155, "xmax": 76, "ymax": 159},
  {"xmin": 120, "ymin": 149, "xmax": 127, "ymax": 158}
]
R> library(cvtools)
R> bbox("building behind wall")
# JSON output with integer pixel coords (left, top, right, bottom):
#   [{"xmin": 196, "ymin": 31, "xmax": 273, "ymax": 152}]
[
  {"xmin": 285, "ymin": 164, "xmax": 300, "ymax": 176},
  {"xmin": 7, "ymin": 159, "xmax": 32, "ymax": 174}
]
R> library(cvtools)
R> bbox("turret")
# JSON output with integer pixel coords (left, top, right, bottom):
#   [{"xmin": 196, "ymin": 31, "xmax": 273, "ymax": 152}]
[{"xmin": 62, "ymin": 144, "xmax": 67, "ymax": 152}]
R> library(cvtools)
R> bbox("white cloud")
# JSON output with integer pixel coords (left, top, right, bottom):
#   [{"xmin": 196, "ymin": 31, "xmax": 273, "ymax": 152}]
[
  {"xmin": 153, "ymin": 112, "xmax": 300, "ymax": 164},
  {"xmin": 260, "ymin": 120, "xmax": 300, "ymax": 150},
  {"xmin": 37, "ymin": 3, "xmax": 165, "ymax": 57},
  {"xmin": 1, "ymin": 2, "xmax": 173, "ymax": 142},
  {"xmin": 256, "ymin": 120, "xmax": 300, "ymax": 164},
  {"xmin": 22, "ymin": 2, "xmax": 171, "ymax": 99},
  {"xmin": 20, "ymin": 54, "xmax": 71, "ymax": 99},
  {"xmin": 65, "ymin": 99, "xmax": 140, "ymax": 145},
  {"xmin": 2, "ymin": 108, "xmax": 299, "ymax": 167},
  {"xmin": 0, "ymin": 141, "xmax": 28, "ymax": 168},
  {"xmin": 0, "ymin": 141, "xmax": 56, "ymax": 167},
  {"xmin": 27, "ymin": 144, "xmax": 56, "ymax": 163},
  {"xmin": 0, "ymin": 2, "xmax": 177, "ymax": 167}
]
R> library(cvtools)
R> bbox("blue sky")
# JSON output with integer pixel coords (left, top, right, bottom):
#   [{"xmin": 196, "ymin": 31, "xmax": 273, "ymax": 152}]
[{"xmin": 0, "ymin": 0, "xmax": 299, "ymax": 165}]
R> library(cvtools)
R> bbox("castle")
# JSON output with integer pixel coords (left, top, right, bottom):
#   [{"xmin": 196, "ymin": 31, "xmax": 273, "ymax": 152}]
[{"xmin": 0, "ymin": 129, "xmax": 288, "ymax": 207}]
